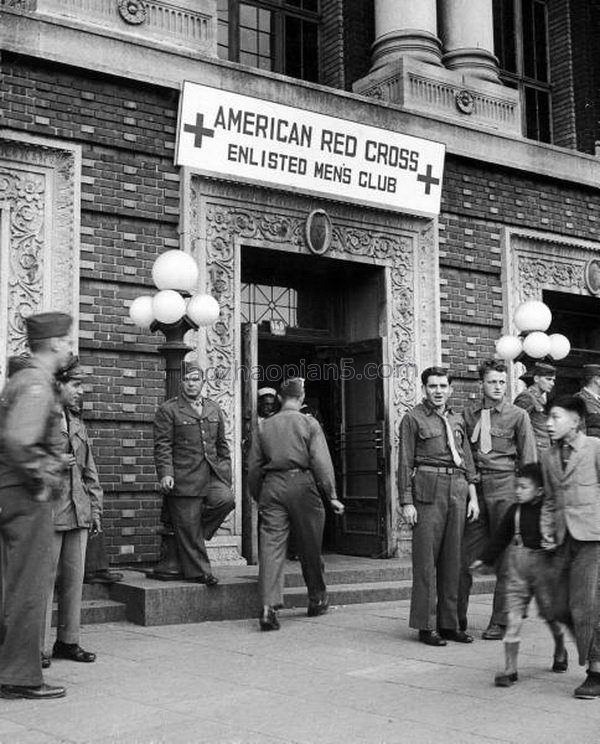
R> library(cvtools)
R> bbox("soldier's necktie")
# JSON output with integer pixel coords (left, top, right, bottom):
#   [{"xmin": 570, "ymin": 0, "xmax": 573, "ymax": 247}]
[
  {"xmin": 479, "ymin": 408, "xmax": 493, "ymax": 454},
  {"xmin": 441, "ymin": 411, "xmax": 463, "ymax": 467}
]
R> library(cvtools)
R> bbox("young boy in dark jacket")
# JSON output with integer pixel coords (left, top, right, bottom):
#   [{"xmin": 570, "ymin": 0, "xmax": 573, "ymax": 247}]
[{"xmin": 471, "ymin": 463, "xmax": 566, "ymax": 687}]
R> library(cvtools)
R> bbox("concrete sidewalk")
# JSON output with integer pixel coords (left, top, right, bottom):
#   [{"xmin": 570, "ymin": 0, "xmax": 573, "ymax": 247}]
[{"xmin": 1, "ymin": 593, "xmax": 599, "ymax": 744}]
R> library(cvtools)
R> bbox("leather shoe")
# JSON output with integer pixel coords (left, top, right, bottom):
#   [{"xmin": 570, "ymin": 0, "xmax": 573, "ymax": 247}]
[
  {"xmin": 259, "ymin": 608, "xmax": 280, "ymax": 631},
  {"xmin": 418, "ymin": 630, "xmax": 447, "ymax": 647},
  {"xmin": 187, "ymin": 573, "xmax": 219, "ymax": 586},
  {"xmin": 494, "ymin": 671, "xmax": 518, "ymax": 687},
  {"xmin": 439, "ymin": 628, "xmax": 474, "ymax": 644},
  {"xmin": 0, "ymin": 683, "xmax": 66, "ymax": 699},
  {"xmin": 307, "ymin": 599, "xmax": 329, "ymax": 617},
  {"xmin": 53, "ymin": 641, "xmax": 96, "ymax": 663},
  {"xmin": 41, "ymin": 653, "xmax": 51, "ymax": 669},
  {"xmin": 482, "ymin": 624, "xmax": 505, "ymax": 640}
]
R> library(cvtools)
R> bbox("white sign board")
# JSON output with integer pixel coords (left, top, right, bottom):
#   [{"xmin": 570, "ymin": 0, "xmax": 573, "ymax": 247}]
[{"xmin": 176, "ymin": 81, "xmax": 445, "ymax": 217}]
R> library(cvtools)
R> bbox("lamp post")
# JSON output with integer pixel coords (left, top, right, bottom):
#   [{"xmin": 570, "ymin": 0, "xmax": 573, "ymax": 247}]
[
  {"xmin": 496, "ymin": 299, "xmax": 571, "ymax": 364},
  {"xmin": 129, "ymin": 250, "xmax": 220, "ymax": 579}
]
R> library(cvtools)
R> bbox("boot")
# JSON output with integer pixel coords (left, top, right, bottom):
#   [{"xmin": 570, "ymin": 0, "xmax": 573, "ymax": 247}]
[{"xmin": 494, "ymin": 641, "xmax": 519, "ymax": 687}]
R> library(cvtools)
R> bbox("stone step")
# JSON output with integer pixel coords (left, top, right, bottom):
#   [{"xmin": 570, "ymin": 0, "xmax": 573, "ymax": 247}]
[
  {"xmin": 284, "ymin": 562, "xmax": 412, "ymax": 588},
  {"xmin": 51, "ymin": 598, "xmax": 127, "ymax": 627},
  {"xmin": 284, "ymin": 576, "xmax": 496, "ymax": 608}
]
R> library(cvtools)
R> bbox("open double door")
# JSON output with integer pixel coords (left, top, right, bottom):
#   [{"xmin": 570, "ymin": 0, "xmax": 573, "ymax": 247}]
[{"xmin": 241, "ymin": 324, "xmax": 391, "ymax": 562}]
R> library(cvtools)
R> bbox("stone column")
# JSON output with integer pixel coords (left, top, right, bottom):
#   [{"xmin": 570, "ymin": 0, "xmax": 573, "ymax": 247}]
[
  {"xmin": 438, "ymin": 0, "xmax": 500, "ymax": 82},
  {"xmin": 371, "ymin": 0, "xmax": 442, "ymax": 70}
]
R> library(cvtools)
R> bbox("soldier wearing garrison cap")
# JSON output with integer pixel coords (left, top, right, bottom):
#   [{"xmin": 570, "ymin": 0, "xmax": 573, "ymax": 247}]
[
  {"xmin": 0, "ymin": 311, "xmax": 72, "ymax": 700},
  {"xmin": 574, "ymin": 364, "xmax": 600, "ymax": 438},
  {"xmin": 514, "ymin": 362, "xmax": 556, "ymax": 454},
  {"xmin": 41, "ymin": 354, "xmax": 98, "ymax": 667},
  {"xmin": 248, "ymin": 377, "xmax": 345, "ymax": 631},
  {"xmin": 153, "ymin": 359, "xmax": 234, "ymax": 586}
]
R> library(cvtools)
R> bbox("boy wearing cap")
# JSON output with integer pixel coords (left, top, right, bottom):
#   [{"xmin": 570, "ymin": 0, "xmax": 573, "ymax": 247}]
[
  {"xmin": 514, "ymin": 362, "xmax": 556, "ymax": 454},
  {"xmin": 541, "ymin": 395, "xmax": 600, "ymax": 698},
  {"xmin": 248, "ymin": 377, "xmax": 345, "ymax": 631},
  {"xmin": 42, "ymin": 354, "xmax": 99, "ymax": 666},
  {"xmin": 0, "ymin": 311, "xmax": 72, "ymax": 700},
  {"xmin": 574, "ymin": 365, "xmax": 600, "ymax": 438},
  {"xmin": 257, "ymin": 387, "xmax": 278, "ymax": 429},
  {"xmin": 154, "ymin": 362, "xmax": 234, "ymax": 585}
]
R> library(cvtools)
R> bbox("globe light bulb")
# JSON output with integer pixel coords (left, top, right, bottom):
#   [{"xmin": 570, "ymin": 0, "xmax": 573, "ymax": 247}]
[
  {"xmin": 152, "ymin": 250, "xmax": 199, "ymax": 293},
  {"xmin": 128, "ymin": 296, "xmax": 155, "ymax": 328},
  {"xmin": 513, "ymin": 300, "xmax": 552, "ymax": 333},
  {"xmin": 522, "ymin": 331, "xmax": 551, "ymax": 359},
  {"xmin": 186, "ymin": 294, "xmax": 220, "ymax": 327},
  {"xmin": 548, "ymin": 333, "xmax": 571, "ymax": 360},
  {"xmin": 152, "ymin": 289, "xmax": 186, "ymax": 324},
  {"xmin": 496, "ymin": 335, "xmax": 523, "ymax": 361}
]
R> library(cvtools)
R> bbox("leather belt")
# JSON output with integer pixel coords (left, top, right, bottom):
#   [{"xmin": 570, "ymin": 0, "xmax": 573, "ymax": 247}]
[{"xmin": 417, "ymin": 465, "xmax": 459, "ymax": 474}]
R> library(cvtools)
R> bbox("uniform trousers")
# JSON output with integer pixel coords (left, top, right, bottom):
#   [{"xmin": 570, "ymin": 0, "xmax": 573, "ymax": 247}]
[
  {"xmin": 43, "ymin": 527, "xmax": 88, "ymax": 654},
  {"xmin": 0, "ymin": 486, "xmax": 53, "ymax": 686},
  {"xmin": 550, "ymin": 534, "xmax": 600, "ymax": 665},
  {"xmin": 258, "ymin": 470, "xmax": 326, "ymax": 608},
  {"xmin": 168, "ymin": 479, "xmax": 235, "ymax": 578},
  {"xmin": 458, "ymin": 470, "xmax": 516, "ymax": 629},
  {"xmin": 503, "ymin": 544, "xmax": 561, "ymax": 644},
  {"xmin": 409, "ymin": 469, "xmax": 467, "ymax": 631}
]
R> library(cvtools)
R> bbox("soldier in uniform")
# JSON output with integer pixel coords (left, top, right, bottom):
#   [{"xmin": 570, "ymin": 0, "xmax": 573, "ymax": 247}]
[
  {"xmin": 513, "ymin": 362, "xmax": 556, "ymax": 455},
  {"xmin": 153, "ymin": 361, "xmax": 234, "ymax": 585},
  {"xmin": 399, "ymin": 366, "xmax": 479, "ymax": 646},
  {"xmin": 0, "ymin": 312, "xmax": 72, "ymax": 700},
  {"xmin": 574, "ymin": 364, "xmax": 600, "ymax": 438},
  {"xmin": 248, "ymin": 377, "xmax": 344, "ymax": 631},
  {"xmin": 42, "ymin": 355, "xmax": 99, "ymax": 667},
  {"xmin": 458, "ymin": 359, "xmax": 537, "ymax": 640}
]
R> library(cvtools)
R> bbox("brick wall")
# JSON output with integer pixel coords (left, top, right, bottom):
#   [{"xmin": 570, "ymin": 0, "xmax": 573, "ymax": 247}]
[
  {"xmin": 440, "ymin": 155, "xmax": 600, "ymax": 408},
  {"xmin": 1, "ymin": 52, "xmax": 180, "ymax": 563}
]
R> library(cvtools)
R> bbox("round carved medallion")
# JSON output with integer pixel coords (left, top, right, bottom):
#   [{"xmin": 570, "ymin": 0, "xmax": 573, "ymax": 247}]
[
  {"xmin": 305, "ymin": 209, "xmax": 332, "ymax": 255},
  {"xmin": 455, "ymin": 89, "xmax": 475, "ymax": 115},
  {"xmin": 118, "ymin": 0, "xmax": 148, "ymax": 25}
]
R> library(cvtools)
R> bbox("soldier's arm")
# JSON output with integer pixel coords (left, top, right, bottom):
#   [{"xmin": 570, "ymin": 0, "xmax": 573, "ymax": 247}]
[
  {"xmin": 247, "ymin": 430, "xmax": 266, "ymax": 501},
  {"xmin": 398, "ymin": 412, "xmax": 418, "ymax": 505},
  {"xmin": 77, "ymin": 424, "xmax": 103, "ymax": 520},
  {"xmin": 4, "ymin": 378, "xmax": 65, "ymax": 493},
  {"xmin": 215, "ymin": 404, "xmax": 231, "ymax": 463},
  {"xmin": 153, "ymin": 404, "xmax": 175, "ymax": 480},
  {"xmin": 515, "ymin": 409, "xmax": 538, "ymax": 465}
]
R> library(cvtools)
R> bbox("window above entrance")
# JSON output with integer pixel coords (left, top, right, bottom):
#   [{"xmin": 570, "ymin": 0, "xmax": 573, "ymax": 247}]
[
  {"xmin": 217, "ymin": 0, "xmax": 320, "ymax": 83},
  {"xmin": 241, "ymin": 283, "xmax": 298, "ymax": 326}
]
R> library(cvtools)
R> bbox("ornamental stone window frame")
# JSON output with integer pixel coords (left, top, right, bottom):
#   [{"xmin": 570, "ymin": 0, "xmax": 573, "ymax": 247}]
[
  {"xmin": 0, "ymin": 130, "xmax": 81, "ymax": 383},
  {"xmin": 501, "ymin": 226, "xmax": 600, "ymax": 393}
]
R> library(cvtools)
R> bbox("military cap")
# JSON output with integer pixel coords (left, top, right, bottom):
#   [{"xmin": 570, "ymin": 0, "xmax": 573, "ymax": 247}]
[
  {"xmin": 55, "ymin": 354, "xmax": 84, "ymax": 384},
  {"xmin": 550, "ymin": 395, "xmax": 587, "ymax": 420},
  {"xmin": 583, "ymin": 364, "xmax": 600, "ymax": 378},
  {"xmin": 25, "ymin": 311, "xmax": 72, "ymax": 342},
  {"xmin": 181, "ymin": 359, "xmax": 203, "ymax": 379},
  {"xmin": 258, "ymin": 387, "xmax": 277, "ymax": 398},
  {"xmin": 7, "ymin": 354, "xmax": 32, "ymax": 378},
  {"xmin": 279, "ymin": 377, "xmax": 304, "ymax": 399},
  {"xmin": 519, "ymin": 362, "xmax": 556, "ymax": 382}
]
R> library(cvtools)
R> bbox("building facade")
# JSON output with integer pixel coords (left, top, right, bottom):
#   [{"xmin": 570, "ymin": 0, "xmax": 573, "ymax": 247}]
[{"xmin": 1, "ymin": 0, "xmax": 599, "ymax": 566}]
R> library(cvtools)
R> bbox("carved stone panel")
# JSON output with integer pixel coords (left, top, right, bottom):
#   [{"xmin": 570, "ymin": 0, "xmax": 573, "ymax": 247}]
[{"xmin": 0, "ymin": 134, "xmax": 80, "ymax": 381}]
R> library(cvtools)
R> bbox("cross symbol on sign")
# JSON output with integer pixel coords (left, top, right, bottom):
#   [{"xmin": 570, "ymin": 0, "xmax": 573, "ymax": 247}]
[
  {"xmin": 183, "ymin": 112, "xmax": 215, "ymax": 149},
  {"xmin": 417, "ymin": 164, "xmax": 440, "ymax": 195}
]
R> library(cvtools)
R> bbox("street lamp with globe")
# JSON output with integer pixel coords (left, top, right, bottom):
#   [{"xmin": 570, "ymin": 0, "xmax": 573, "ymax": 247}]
[
  {"xmin": 128, "ymin": 250, "xmax": 220, "ymax": 579},
  {"xmin": 495, "ymin": 299, "xmax": 571, "ymax": 364}
]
